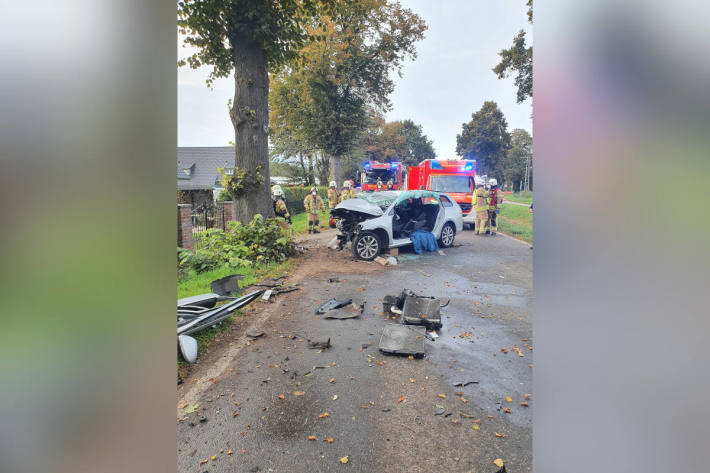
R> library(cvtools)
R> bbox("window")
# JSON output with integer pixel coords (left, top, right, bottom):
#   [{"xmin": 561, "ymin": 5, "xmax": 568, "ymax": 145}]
[
  {"xmin": 429, "ymin": 175, "xmax": 473, "ymax": 193},
  {"xmin": 440, "ymin": 195, "xmax": 453, "ymax": 207}
]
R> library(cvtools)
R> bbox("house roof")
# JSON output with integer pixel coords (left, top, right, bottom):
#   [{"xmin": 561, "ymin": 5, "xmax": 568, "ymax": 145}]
[{"xmin": 177, "ymin": 146, "xmax": 235, "ymax": 190}]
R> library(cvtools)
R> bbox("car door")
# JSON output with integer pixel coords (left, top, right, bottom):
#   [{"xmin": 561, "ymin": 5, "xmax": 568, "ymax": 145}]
[
  {"xmin": 388, "ymin": 202, "xmax": 411, "ymax": 246},
  {"xmin": 423, "ymin": 195, "xmax": 446, "ymax": 237}
]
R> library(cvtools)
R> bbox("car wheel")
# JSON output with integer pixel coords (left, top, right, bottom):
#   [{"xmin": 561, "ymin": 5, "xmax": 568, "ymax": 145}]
[
  {"xmin": 439, "ymin": 222, "xmax": 456, "ymax": 247},
  {"xmin": 352, "ymin": 231, "xmax": 381, "ymax": 261}
]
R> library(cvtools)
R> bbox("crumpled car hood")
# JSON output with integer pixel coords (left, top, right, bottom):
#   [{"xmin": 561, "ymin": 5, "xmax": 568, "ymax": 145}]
[{"xmin": 331, "ymin": 198, "xmax": 383, "ymax": 217}]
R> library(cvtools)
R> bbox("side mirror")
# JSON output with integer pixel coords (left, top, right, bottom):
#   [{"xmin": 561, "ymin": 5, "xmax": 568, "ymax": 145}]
[{"xmin": 178, "ymin": 335, "xmax": 198, "ymax": 363}]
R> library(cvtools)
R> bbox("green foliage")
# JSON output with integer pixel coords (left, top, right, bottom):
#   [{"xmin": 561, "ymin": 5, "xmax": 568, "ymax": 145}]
[
  {"xmin": 217, "ymin": 189, "xmax": 231, "ymax": 202},
  {"xmin": 269, "ymin": 0, "xmax": 427, "ymax": 184},
  {"xmin": 498, "ymin": 202, "xmax": 533, "ymax": 243},
  {"xmin": 218, "ymin": 165, "xmax": 264, "ymax": 198},
  {"xmin": 493, "ymin": 1, "xmax": 533, "ymax": 104},
  {"xmin": 177, "ymin": 0, "xmax": 337, "ymax": 87},
  {"xmin": 282, "ymin": 186, "xmax": 329, "ymax": 215},
  {"xmin": 500, "ymin": 129, "xmax": 533, "ymax": 191},
  {"xmin": 178, "ymin": 215, "xmax": 295, "ymax": 274},
  {"xmin": 456, "ymin": 101, "xmax": 511, "ymax": 181},
  {"xmin": 362, "ymin": 117, "xmax": 436, "ymax": 167}
]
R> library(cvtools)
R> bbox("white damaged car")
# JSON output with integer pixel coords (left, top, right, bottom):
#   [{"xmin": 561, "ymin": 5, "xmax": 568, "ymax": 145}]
[{"xmin": 331, "ymin": 190, "xmax": 463, "ymax": 260}]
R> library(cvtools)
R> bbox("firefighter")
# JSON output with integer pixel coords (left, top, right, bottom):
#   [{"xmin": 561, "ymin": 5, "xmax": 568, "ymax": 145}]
[
  {"xmin": 472, "ymin": 180, "xmax": 489, "ymax": 235},
  {"xmin": 486, "ymin": 178, "xmax": 504, "ymax": 235},
  {"xmin": 303, "ymin": 186, "xmax": 325, "ymax": 234},
  {"xmin": 339, "ymin": 180, "xmax": 354, "ymax": 202},
  {"xmin": 271, "ymin": 185, "xmax": 291, "ymax": 224},
  {"xmin": 386, "ymin": 179, "xmax": 395, "ymax": 190},
  {"xmin": 327, "ymin": 181, "xmax": 338, "ymax": 211},
  {"xmin": 375, "ymin": 179, "xmax": 384, "ymax": 191}
]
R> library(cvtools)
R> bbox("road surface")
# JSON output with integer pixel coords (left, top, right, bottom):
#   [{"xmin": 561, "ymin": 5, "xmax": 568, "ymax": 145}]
[{"xmin": 178, "ymin": 229, "xmax": 532, "ymax": 473}]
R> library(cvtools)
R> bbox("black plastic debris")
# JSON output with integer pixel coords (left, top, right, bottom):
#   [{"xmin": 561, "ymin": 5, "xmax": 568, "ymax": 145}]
[
  {"xmin": 210, "ymin": 274, "xmax": 244, "ymax": 296},
  {"xmin": 401, "ymin": 294, "xmax": 442, "ymax": 330},
  {"xmin": 378, "ymin": 324, "xmax": 426, "ymax": 356},
  {"xmin": 307, "ymin": 338, "xmax": 332, "ymax": 349},
  {"xmin": 315, "ymin": 298, "xmax": 353, "ymax": 314},
  {"xmin": 178, "ymin": 293, "xmax": 220, "ymax": 309},
  {"xmin": 453, "ymin": 380, "xmax": 479, "ymax": 387},
  {"xmin": 324, "ymin": 302, "xmax": 364, "ymax": 319}
]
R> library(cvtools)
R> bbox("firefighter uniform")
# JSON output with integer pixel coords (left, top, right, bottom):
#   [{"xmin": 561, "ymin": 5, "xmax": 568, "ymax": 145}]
[
  {"xmin": 472, "ymin": 186, "xmax": 489, "ymax": 235},
  {"xmin": 487, "ymin": 180, "xmax": 503, "ymax": 235},
  {"xmin": 274, "ymin": 198, "xmax": 290, "ymax": 223},
  {"xmin": 304, "ymin": 190, "xmax": 325, "ymax": 233},
  {"xmin": 327, "ymin": 187, "xmax": 338, "ymax": 209},
  {"xmin": 339, "ymin": 187, "xmax": 354, "ymax": 202}
]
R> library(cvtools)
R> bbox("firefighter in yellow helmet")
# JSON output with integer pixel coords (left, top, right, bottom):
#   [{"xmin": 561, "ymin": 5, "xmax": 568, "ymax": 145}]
[
  {"xmin": 271, "ymin": 185, "xmax": 291, "ymax": 224},
  {"xmin": 486, "ymin": 178, "xmax": 504, "ymax": 235},
  {"xmin": 339, "ymin": 180, "xmax": 355, "ymax": 202},
  {"xmin": 303, "ymin": 186, "xmax": 325, "ymax": 234},
  {"xmin": 375, "ymin": 179, "xmax": 384, "ymax": 191},
  {"xmin": 472, "ymin": 180, "xmax": 489, "ymax": 235},
  {"xmin": 327, "ymin": 181, "xmax": 338, "ymax": 211}
]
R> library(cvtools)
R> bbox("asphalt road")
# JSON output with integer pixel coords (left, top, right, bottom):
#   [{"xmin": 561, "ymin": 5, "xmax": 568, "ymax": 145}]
[{"xmin": 178, "ymin": 229, "xmax": 532, "ymax": 473}]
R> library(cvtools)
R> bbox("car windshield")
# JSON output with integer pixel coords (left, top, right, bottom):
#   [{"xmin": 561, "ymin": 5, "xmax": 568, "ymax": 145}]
[
  {"xmin": 429, "ymin": 175, "xmax": 472, "ymax": 193},
  {"xmin": 357, "ymin": 191, "xmax": 399, "ymax": 210},
  {"xmin": 363, "ymin": 168, "xmax": 397, "ymax": 184}
]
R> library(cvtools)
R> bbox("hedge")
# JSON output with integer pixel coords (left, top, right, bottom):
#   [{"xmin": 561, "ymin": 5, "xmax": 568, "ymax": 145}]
[{"xmin": 216, "ymin": 185, "xmax": 335, "ymax": 214}]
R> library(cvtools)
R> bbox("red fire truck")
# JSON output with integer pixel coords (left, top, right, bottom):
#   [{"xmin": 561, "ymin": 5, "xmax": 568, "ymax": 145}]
[
  {"xmin": 359, "ymin": 161, "xmax": 405, "ymax": 191},
  {"xmin": 406, "ymin": 159, "xmax": 477, "ymax": 228}
]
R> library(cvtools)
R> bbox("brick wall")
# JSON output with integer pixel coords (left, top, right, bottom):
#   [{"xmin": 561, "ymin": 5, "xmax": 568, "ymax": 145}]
[
  {"xmin": 216, "ymin": 201, "xmax": 233, "ymax": 230},
  {"xmin": 177, "ymin": 204, "xmax": 193, "ymax": 249}
]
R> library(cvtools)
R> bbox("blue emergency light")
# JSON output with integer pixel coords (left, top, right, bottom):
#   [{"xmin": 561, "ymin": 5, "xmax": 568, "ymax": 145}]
[
  {"xmin": 462, "ymin": 163, "xmax": 474, "ymax": 171},
  {"xmin": 391, "ymin": 163, "xmax": 398, "ymax": 168},
  {"xmin": 363, "ymin": 162, "xmax": 371, "ymax": 169},
  {"xmin": 430, "ymin": 160, "xmax": 444, "ymax": 170}
]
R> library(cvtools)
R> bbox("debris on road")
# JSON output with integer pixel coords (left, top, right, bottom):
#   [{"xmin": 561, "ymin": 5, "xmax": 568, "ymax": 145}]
[
  {"xmin": 261, "ymin": 289, "xmax": 273, "ymax": 302},
  {"xmin": 378, "ymin": 324, "xmax": 426, "ymax": 357},
  {"xmin": 401, "ymin": 293, "xmax": 442, "ymax": 330},
  {"xmin": 375, "ymin": 256, "xmax": 388, "ymax": 266},
  {"xmin": 178, "ymin": 335, "xmax": 198, "ymax": 363},
  {"xmin": 246, "ymin": 329, "xmax": 264, "ymax": 339},
  {"xmin": 316, "ymin": 298, "xmax": 353, "ymax": 314},
  {"xmin": 308, "ymin": 338, "xmax": 332, "ymax": 349},
  {"xmin": 453, "ymin": 380, "xmax": 479, "ymax": 387},
  {"xmin": 324, "ymin": 301, "xmax": 364, "ymax": 319}
]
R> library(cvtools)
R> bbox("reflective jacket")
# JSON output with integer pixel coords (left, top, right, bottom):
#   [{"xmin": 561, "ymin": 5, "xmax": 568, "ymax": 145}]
[
  {"xmin": 473, "ymin": 187, "xmax": 489, "ymax": 212},
  {"xmin": 327, "ymin": 188, "xmax": 338, "ymax": 209},
  {"xmin": 487, "ymin": 188, "xmax": 503, "ymax": 210},
  {"xmin": 339, "ymin": 188, "xmax": 354, "ymax": 202},
  {"xmin": 304, "ymin": 194, "xmax": 325, "ymax": 214},
  {"xmin": 274, "ymin": 198, "xmax": 289, "ymax": 219}
]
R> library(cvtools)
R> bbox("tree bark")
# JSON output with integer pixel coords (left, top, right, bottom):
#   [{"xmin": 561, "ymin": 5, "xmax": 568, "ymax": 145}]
[
  {"xmin": 329, "ymin": 155, "xmax": 341, "ymax": 191},
  {"xmin": 229, "ymin": 34, "xmax": 274, "ymax": 223}
]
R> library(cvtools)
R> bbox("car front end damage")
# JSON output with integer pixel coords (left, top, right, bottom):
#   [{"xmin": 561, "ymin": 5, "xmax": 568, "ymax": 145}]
[{"xmin": 332, "ymin": 208, "xmax": 371, "ymax": 250}]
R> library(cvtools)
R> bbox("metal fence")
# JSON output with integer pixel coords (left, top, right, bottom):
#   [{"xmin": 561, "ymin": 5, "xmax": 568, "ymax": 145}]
[{"xmin": 191, "ymin": 204, "xmax": 229, "ymax": 235}]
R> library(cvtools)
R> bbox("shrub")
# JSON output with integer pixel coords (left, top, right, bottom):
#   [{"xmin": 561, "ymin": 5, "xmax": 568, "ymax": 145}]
[
  {"xmin": 178, "ymin": 215, "xmax": 295, "ymax": 273},
  {"xmin": 283, "ymin": 185, "xmax": 330, "ymax": 214},
  {"xmin": 217, "ymin": 189, "xmax": 232, "ymax": 201}
]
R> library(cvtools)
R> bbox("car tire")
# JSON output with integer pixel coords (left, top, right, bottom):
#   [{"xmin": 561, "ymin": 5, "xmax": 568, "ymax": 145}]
[
  {"xmin": 352, "ymin": 231, "xmax": 381, "ymax": 261},
  {"xmin": 439, "ymin": 222, "xmax": 456, "ymax": 248}
]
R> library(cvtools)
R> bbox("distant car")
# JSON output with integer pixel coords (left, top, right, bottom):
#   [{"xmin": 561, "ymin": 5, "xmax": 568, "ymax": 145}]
[{"xmin": 331, "ymin": 190, "xmax": 463, "ymax": 261}]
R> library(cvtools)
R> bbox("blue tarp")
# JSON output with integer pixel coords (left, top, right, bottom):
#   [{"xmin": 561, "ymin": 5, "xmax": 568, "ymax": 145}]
[{"xmin": 410, "ymin": 231, "xmax": 438, "ymax": 254}]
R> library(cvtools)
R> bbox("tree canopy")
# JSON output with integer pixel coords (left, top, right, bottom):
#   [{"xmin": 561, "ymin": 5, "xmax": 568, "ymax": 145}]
[
  {"xmin": 500, "ymin": 128, "xmax": 532, "ymax": 190},
  {"xmin": 362, "ymin": 117, "xmax": 435, "ymax": 167},
  {"xmin": 492, "ymin": 0, "xmax": 532, "ymax": 103},
  {"xmin": 268, "ymin": 0, "xmax": 426, "ymax": 188},
  {"xmin": 455, "ymin": 101, "xmax": 511, "ymax": 180}
]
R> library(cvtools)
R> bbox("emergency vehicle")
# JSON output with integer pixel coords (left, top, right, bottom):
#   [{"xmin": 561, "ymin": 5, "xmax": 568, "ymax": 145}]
[
  {"xmin": 406, "ymin": 159, "xmax": 477, "ymax": 229},
  {"xmin": 360, "ymin": 161, "xmax": 405, "ymax": 191}
]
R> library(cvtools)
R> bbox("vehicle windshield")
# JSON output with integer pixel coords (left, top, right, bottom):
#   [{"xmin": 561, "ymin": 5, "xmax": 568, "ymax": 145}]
[
  {"xmin": 357, "ymin": 191, "xmax": 398, "ymax": 209},
  {"xmin": 363, "ymin": 168, "xmax": 397, "ymax": 184},
  {"xmin": 429, "ymin": 175, "xmax": 472, "ymax": 193}
]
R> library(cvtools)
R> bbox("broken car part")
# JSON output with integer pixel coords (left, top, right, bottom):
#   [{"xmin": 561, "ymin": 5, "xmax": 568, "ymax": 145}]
[
  {"xmin": 178, "ymin": 335, "xmax": 198, "ymax": 363},
  {"xmin": 315, "ymin": 298, "xmax": 353, "ymax": 315},
  {"xmin": 323, "ymin": 302, "xmax": 364, "ymax": 319},
  {"xmin": 307, "ymin": 338, "xmax": 332, "ymax": 349},
  {"xmin": 178, "ymin": 290, "xmax": 263, "ymax": 336},
  {"xmin": 378, "ymin": 324, "xmax": 426, "ymax": 357},
  {"xmin": 178, "ymin": 293, "xmax": 221, "ymax": 309},
  {"xmin": 401, "ymin": 294, "xmax": 443, "ymax": 330},
  {"xmin": 210, "ymin": 274, "xmax": 244, "ymax": 296}
]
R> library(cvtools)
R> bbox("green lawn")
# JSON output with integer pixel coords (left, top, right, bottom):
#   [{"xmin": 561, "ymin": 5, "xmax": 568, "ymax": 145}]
[
  {"xmin": 290, "ymin": 209, "xmax": 331, "ymax": 234},
  {"xmin": 504, "ymin": 191, "xmax": 533, "ymax": 204},
  {"xmin": 498, "ymin": 202, "xmax": 533, "ymax": 243}
]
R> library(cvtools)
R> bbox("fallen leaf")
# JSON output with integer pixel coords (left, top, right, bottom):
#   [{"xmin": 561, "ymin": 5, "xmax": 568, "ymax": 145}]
[
  {"xmin": 505, "ymin": 396, "xmax": 512, "ymax": 403},
  {"xmin": 451, "ymin": 419, "xmax": 460, "ymax": 424},
  {"xmin": 503, "ymin": 407, "xmax": 512, "ymax": 413},
  {"xmin": 199, "ymin": 459, "xmax": 208, "ymax": 465},
  {"xmin": 308, "ymin": 435, "xmax": 317, "ymax": 441},
  {"xmin": 495, "ymin": 432, "xmax": 506, "ymax": 438},
  {"xmin": 438, "ymin": 394, "xmax": 447, "ymax": 399},
  {"xmin": 340, "ymin": 455, "xmax": 349, "ymax": 464},
  {"xmin": 524, "ymin": 393, "xmax": 531, "ymax": 400},
  {"xmin": 227, "ymin": 450, "xmax": 233, "ymax": 455},
  {"xmin": 472, "ymin": 424, "xmax": 480, "ymax": 431},
  {"xmin": 408, "ymin": 355, "xmax": 414, "ymax": 360},
  {"xmin": 409, "ymin": 378, "xmax": 416, "ymax": 383},
  {"xmin": 232, "ymin": 410, "xmax": 239, "ymax": 417},
  {"xmin": 318, "ymin": 412, "xmax": 329, "ymax": 418},
  {"xmin": 333, "ymin": 395, "xmax": 338, "ymax": 400},
  {"xmin": 520, "ymin": 401, "xmax": 529, "ymax": 407},
  {"xmin": 329, "ymin": 378, "xmax": 335, "ymax": 383},
  {"xmin": 294, "ymin": 391, "xmax": 305, "ymax": 396},
  {"xmin": 397, "ymin": 395, "xmax": 405, "ymax": 403},
  {"xmin": 461, "ymin": 397, "xmax": 468, "ymax": 403},
  {"xmin": 178, "ymin": 401, "xmax": 189, "ymax": 409},
  {"xmin": 325, "ymin": 438, "xmax": 334, "ymax": 443},
  {"xmin": 494, "ymin": 458, "xmax": 504, "ymax": 467},
  {"xmin": 210, "ymin": 455, "xmax": 217, "ymax": 461},
  {"xmin": 278, "ymin": 394, "xmax": 285, "ymax": 400},
  {"xmin": 185, "ymin": 402, "xmax": 200, "ymax": 414}
]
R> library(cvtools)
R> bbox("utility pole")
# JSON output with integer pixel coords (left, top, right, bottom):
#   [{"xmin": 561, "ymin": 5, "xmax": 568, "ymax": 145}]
[{"xmin": 523, "ymin": 151, "xmax": 531, "ymax": 192}]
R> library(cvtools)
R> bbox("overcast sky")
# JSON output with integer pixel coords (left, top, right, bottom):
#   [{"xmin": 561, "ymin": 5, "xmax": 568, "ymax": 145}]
[{"xmin": 178, "ymin": 0, "xmax": 532, "ymax": 157}]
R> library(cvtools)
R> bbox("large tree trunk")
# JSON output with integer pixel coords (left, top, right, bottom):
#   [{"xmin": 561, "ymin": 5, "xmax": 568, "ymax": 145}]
[
  {"xmin": 229, "ymin": 35, "xmax": 274, "ymax": 223},
  {"xmin": 329, "ymin": 155, "xmax": 341, "ymax": 191}
]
